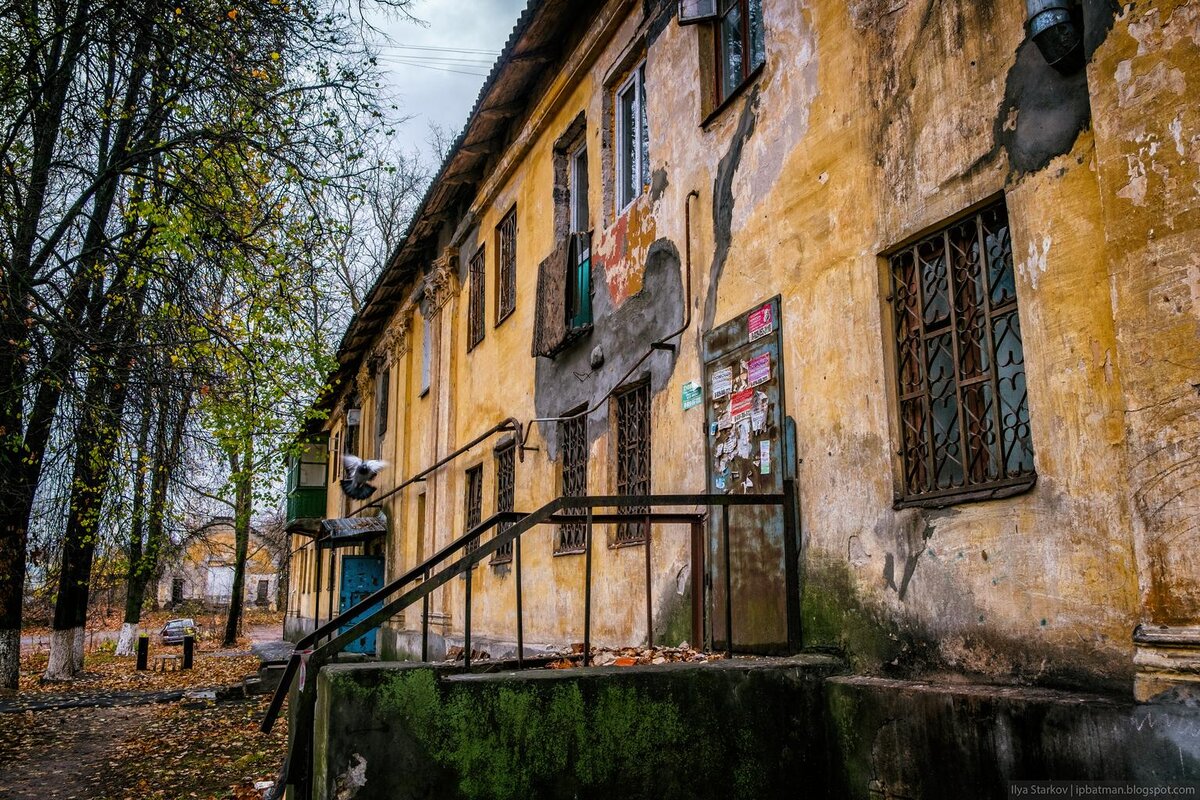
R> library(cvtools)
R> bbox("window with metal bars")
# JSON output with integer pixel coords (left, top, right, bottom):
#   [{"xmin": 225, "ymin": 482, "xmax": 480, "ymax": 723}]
[
  {"xmin": 492, "ymin": 444, "xmax": 515, "ymax": 563},
  {"xmin": 614, "ymin": 381, "xmax": 651, "ymax": 544},
  {"xmin": 889, "ymin": 200, "xmax": 1035, "ymax": 506},
  {"xmin": 556, "ymin": 412, "xmax": 588, "ymax": 554},
  {"xmin": 495, "ymin": 207, "xmax": 517, "ymax": 324},
  {"xmin": 464, "ymin": 464, "xmax": 483, "ymax": 554},
  {"xmin": 468, "ymin": 246, "xmax": 486, "ymax": 350}
]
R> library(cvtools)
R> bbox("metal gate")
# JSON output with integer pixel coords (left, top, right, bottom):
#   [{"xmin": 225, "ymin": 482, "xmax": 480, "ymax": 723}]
[
  {"xmin": 702, "ymin": 296, "xmax": 800, "ymax": 653},
  {"xmin": 338, "ymin": 555, "xmax": 384, "ymax": 654}
]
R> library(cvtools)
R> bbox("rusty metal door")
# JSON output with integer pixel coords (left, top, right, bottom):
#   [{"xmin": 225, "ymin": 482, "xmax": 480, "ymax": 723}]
[{"xmin": 702, "ymin": 296, "xmax": 799, "ymax": 654}]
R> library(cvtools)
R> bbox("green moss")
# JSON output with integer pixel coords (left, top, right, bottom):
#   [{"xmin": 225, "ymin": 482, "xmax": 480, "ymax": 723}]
[
  {"xmin": 652, "ymin": 575, "xmax": 695, "ymax": 646},
  {"xmin": 801, "ymin": 558, "xmax": 899, "ymax": 671}
]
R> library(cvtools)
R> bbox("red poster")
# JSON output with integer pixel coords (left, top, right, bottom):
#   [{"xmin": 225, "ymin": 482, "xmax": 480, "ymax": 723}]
[
  {"xmin": 730, "ymin": 388, "xmax": 753, "ymax": 422},
  {"xmin": 748, "ymin": 303, "xmax": 773, "ymax": 341},
  {"xmin": 747, "ymin": 352, "xmax": 770, "ymax": 386}
]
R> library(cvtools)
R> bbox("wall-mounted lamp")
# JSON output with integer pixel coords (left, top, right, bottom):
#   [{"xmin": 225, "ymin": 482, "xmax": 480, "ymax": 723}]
[{"xmin": 1026, "ymin": 0, "xmax": 1084, "ymax": 73}]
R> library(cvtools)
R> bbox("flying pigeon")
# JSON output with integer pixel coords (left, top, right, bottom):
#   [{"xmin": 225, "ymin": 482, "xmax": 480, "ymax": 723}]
[{"xmin": 341, "ymin": 455, "xmax": 386, "ymax": 500}]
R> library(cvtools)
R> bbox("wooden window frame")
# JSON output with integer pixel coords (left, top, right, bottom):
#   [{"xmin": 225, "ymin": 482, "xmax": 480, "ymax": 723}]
[
  {"xmin": 712, "ymin": 0, "xmax": 766, "ymax": 108},
  {"xmin": 467, "ymin": 245, "xmax": 486, "ymax": 351},
  {"xmin": 615, "ymin": 62, "xmax": 649, "ymax": 213},
  {"xmin": 495, "ymin": 207, "xmax": 518, "ymax": 325},
  {"xmin": 887, "ymin": 199, "xmax": 1036, "ymax": 509}
]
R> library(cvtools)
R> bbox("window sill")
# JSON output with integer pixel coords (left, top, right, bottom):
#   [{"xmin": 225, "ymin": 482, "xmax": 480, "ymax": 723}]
[
  {"xmin": 608, "ymin": 538, "xmax": 647, "ymax": 550},
  {"xmin": 893, "ymin": 474, "xmax": 1037, "ymax": 510},
  {"xmin": 553, "ymin": 547, "xmax": 586, "ymax": 557},
  {"xmin": 701, "ymin": 63, "xmax": 765, "ymax": 129}
]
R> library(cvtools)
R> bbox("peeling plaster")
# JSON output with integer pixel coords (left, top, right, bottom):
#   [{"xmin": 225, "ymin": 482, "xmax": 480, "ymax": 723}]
[{"xmin": 1019, "ymin": 235, "xmax": 1052, "ymax": 289}]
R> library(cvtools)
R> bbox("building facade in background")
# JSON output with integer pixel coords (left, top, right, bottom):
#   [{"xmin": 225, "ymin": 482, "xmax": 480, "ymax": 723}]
[
  {"xmin": 159, "ymin": 517, "xmax": 282, "ymax": 612},
  {"xmin": 284, "ymin": 0, "xmax": 1200, "ymax": 701}
]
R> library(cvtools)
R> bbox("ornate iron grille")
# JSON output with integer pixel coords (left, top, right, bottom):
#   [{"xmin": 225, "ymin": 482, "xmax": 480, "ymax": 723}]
[
  {"xmin": 615, "ymin": 382, "xmax": 651, "ymax": 543},
  {"xmin": 464, "ymin": 465, "xmax": 483, "ymax": 554},
  {"xmin": 492, "ymin": 444, "xmax": 515, "ymax": 563},
  {"xmin": 496, "ymin": 208, "xmax": 517, "ymax": 324},
  {"xmin": 890, "ymin": 200, "xmax": 1035, "ymax": 504},
  {"xmin": 557, "ymin": 413, "xmax": 588, "ymax": 553},
  {"xmin": 468, "ymin": 246, "xmax": 485, "ymax": 350}
]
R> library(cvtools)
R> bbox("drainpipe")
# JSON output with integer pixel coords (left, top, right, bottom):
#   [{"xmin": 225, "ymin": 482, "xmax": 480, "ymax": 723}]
[{"xmin": 1026, "ymin": 0, "xmax": 1083, "ymax": 73}]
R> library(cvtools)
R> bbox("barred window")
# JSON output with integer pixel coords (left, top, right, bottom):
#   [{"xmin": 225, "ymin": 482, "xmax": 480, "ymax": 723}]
[
  {"xmin": 492, "ymin": 443, "xmax": 515, "ymax": 564},
  {"xmin": 614, "ymin": 382, "xmax": 651, "ymax": 544},
  {"xmin": 557, "ymin": 412, "xmax": 588, "ymax": 554},
  {"xmin": 468, "ymin": 246, "xmax": 485, "ymax": 350},
  {"xmin": 889, "ymin": 200, "xmax": 1035, "ymax": 506},
  {"xmin": 464, "ymin": 464, "xmax": 483, "ymax": 554},
  {"xmin": 495, "ymin": 207, "xmax": 517, "ymax": 324}
]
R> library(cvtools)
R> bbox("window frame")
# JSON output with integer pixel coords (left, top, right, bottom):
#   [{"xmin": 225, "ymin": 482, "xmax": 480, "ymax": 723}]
[
  {"xmin": 615, "ymin": 62, "xmax": 649, "ymax": 214},
  {"xmin": 419, "ymin": 312, "xmax": 431, "ymax": 397},
  {"xmin": 886, "ymin": 198, "xmax": 1036, "ymax": 509},
  {"xmin": 495, "ymin": 206, "xmax": 518, "ymax": 326},
  {"xmin": 712, "ymin": 0, "xmax": 766, "ymax": 108},
  {"xmin": 374, "ymin": 367, "xmax": 390, "ymax": 460},
  {"xmin": 569, "ymin": 141, "xmax": 589, "ymax": 234},
  {"xmin": 467, "ymin": 245, "xmax": 486, "ymax": 351},
  {"xmin": 613, "ymin": 380, "xmax": 651, "ymax": 545},
  {"xmin": 463, "ymin": 464, "xmax": 484, "ymax": 554},
  {"xmin": 492, "ymin": 442, "xmax": 516, "ymax": 564},
  {"xmin": 556, "ymin": 410, "xmax": 589, "ymax": 555}
]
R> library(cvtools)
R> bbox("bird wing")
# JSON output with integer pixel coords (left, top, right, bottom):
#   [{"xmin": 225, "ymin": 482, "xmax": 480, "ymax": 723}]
[
  {"xmin": 362, "ymin": 460, "xmax": 387, "ymax": 474},
  {"xmin": 342, "ymin": 454, "xmax": 363, "ymax": 473}
]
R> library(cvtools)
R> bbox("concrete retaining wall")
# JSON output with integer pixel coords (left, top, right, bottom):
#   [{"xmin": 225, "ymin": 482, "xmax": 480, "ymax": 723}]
[{"xmin": 311, "ymin": 660, "xmax": 1200, "ymax": 800}]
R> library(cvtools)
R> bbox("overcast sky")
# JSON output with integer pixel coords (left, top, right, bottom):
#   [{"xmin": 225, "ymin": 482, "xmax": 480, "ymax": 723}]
[{"xmin": 365, "ymin": 0, "xmax": 527, "ymax": 161}]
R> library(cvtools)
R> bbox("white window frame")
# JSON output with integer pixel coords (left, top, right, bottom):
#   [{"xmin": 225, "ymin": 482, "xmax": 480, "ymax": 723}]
[
  {"xmin": 615, "ymin": 62, "xmax": 647, "ymax": 213},
  {"xmin": 570, "ymin": 141, "xmax": 589, "ymax": 233}
]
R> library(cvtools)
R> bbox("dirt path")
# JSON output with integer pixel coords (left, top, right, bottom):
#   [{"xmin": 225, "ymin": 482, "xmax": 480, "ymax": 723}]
[{"xmin": 0, "ymin": 705, "xmax": 149, "ymax": 800}]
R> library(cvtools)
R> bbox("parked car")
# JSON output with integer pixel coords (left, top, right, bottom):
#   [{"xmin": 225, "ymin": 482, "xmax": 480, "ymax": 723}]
[{"xmin": 160, "ymin": 618, "xmax": 199, "ymax": 645}]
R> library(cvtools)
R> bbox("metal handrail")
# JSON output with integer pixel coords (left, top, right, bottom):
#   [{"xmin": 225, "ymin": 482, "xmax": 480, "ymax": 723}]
[{"xmin": 268, "ymin": 486, "xmax": 796, "ymax": 800}]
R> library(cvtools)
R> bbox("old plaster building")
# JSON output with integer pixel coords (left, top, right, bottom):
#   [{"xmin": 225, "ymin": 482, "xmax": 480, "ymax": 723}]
[{"xmin": 284, "ymin": 0, "xmax": 1200, "ymax": 701}]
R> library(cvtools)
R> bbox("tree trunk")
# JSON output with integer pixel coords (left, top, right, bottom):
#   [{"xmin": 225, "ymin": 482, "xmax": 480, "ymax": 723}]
[
  {"xmin": 223, "ymin": 447, "xmax": 253, "ymax": 647},
  {"xmin": 116, "ymin": 399, "xmax": 154, "ymax": 656}
]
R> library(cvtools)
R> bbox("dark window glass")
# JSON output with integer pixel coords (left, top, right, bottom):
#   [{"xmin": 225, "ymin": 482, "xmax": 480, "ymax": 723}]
[
  {"xmin": 468, "ymin": 246, "xmax": 486, "ymax": 350},
  {"xmin": 615, "ymin": 382, "xmax": 651, "ymax": 544},
  {"xmin": 464, "ymin": 465, "xmax": 483, "ymax": 554},
  {"xmin": 557, "ymin": 412, "xmax": 588, "ymax": 554},
  {"xmin": 715, "ymin": 0, "xmax": 766, "ymax": 104},
  {"xmin": 496, "ymin": 208, "xmax": 517, "ymax": 324},
  {"xmin": 493, "ymin": 445, "xmax": 515, "ymax": 563},
  {"xmin": 890, "ymin": 200, "xmax": 1034, "ymax": 504},
  {"xmin": 567, "ymin": 232, "xmax": 592, "ymax": 330}
]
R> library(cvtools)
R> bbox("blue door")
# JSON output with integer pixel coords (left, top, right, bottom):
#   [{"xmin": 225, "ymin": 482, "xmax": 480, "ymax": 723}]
[{"xmin": 338, "ymin": 555, "xmax": 384, "ymax": 654}]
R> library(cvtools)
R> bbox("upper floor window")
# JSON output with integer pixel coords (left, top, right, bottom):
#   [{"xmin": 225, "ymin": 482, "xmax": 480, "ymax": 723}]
[
  {"xmin": 468, "ymin": 246, "xmax": 486, "ymax": 350},
  {"xmin": 374, "ymin": 367, "xmax": 389, "ymax": 459},
  {"xmin": 495, "ymin": 207, "xmax": 517, "ymax": 324},
  {"xmin": 888, "ymin": 200, "xmax": 1035, "ymax": 506},
  {"xmin": 616, "ymin": 63, "xmax": 649, "ymax": 211},
  {"xmin": 419, "ymin": 312, "xmax": 431, "ymax": 396},
  {"xmin": 715, "ymin": 0, "xmax": 765, "ymax": 104}
]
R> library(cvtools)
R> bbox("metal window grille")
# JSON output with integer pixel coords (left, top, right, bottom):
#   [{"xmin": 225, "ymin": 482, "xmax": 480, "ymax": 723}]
[
  {"xmin": 715, "ymin": 0, "xmax": 766, "ymax": 104},
  {"xmin": 615, "ymin": 382, "xmax": 651, "ymax": 544},
  {"xmin": 496, "ymin": 208, "xmax": 517, "ymax": 324},
  {"xmin": 556, "ymin": 413, "xmax": 588, "ymax": 553},
  {"xmin": 464, "ymin": 465, "xmax": 483, "ymax": 554},
  {"xmin": 468, "ymin": 246, "xmax": 486, "ymax": 350},
  {"xmin": 492, "ymin": 444, "xmax": 515, "ymax": 563},
  {"xmin": 890, "ymin": 200, "xmax": 1035, "ymax": 504}
]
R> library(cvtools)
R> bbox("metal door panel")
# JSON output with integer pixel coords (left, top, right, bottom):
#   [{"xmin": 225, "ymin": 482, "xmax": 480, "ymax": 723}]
[{"xmin": 338, "ymin": 555, "xmax": 384, "ymax": 654}]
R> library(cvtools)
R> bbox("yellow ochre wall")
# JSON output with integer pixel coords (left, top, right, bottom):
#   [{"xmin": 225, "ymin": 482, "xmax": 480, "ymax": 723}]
[{"xmin": 302, "ymin": 0, "xmax": 1199, "ymax": 688}]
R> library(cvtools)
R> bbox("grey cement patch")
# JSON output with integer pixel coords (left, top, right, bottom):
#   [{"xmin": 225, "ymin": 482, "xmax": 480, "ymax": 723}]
[{"xmin": 533, "ymin": 238, "xmax": 684, "ymax": 458}]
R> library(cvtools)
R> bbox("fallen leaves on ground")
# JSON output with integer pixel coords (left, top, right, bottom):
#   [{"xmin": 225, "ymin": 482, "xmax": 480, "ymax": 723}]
[
  {"xmin": 18, "ymin": 651, "xmax": 261, "ymax": 696},
  {"xmin": 102, "ymin": 694, "xmax": 287, "ymax": 800},
  {"xmin": 0, "ymin": 694, "xmax": 287, "ymax": 800},
  {"xmin": 547, "ymin": 643, "xmax": 725, "ymax": 669}
]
